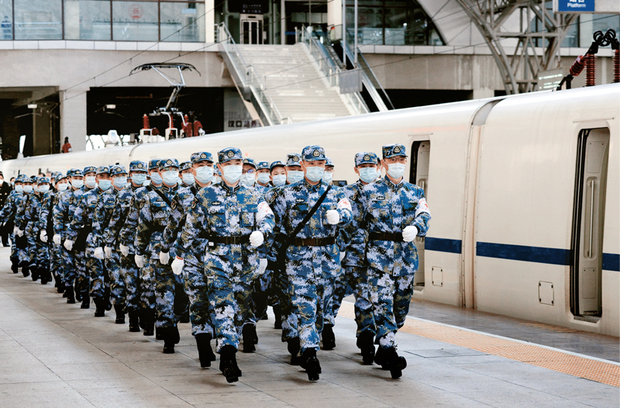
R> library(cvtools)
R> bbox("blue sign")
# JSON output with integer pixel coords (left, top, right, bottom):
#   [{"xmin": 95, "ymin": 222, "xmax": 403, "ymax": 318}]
[{"xmin": 558, "ymin": 0, "xmax": 595, "ymax": 12}]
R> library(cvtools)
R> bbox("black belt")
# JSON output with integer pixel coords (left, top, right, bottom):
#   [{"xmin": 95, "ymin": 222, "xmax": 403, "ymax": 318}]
[
  {"xmin": 369, "ymin": 232, "xmax": 403, "ymax": 242},
  {"xmin": 208, "ymin": 235, "xmax": 250, "ymax": 245},
  {"xmin": 291, "ymin": 237, "xmax": 336, "ymax": 246}
]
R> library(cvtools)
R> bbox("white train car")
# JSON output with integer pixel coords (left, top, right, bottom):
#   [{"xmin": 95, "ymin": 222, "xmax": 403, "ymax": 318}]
[{"xmin": 1, "ymin": 83, "xmax": 617, "ymax": 336}]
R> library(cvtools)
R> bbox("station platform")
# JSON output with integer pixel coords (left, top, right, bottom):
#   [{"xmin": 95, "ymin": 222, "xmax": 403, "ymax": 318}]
[{"xmin": 0, "ymin": 247, "xmax": 618, "ymax": 408}]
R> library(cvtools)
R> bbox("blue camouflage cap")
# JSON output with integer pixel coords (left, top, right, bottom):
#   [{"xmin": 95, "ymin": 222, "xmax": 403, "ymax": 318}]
[
  {"xmin": 243, "ymin": 158, "xmax": 256, "ymax": 168},
  {"xmin": 270, "ymin": 161, "xmax": 285, "ymax": 171},
  {"xmin": 96, "ymin": 166, "xmax": 110, "ymax": 175},
  {"xmin": 26, "ymin": 176, "xmax": 36, "ymax": 183},
  {"xmin": 37, "ymin": 176, "xmax": 50, "ymax": 184},
  {"xmin": 160, "ymin": 158, "xmax": 179, "ymax": 170},
  {"xmin": 382, "ymin": 143, "xmax": 407, "ymax": 159},
  {"xmin": 83, "ymin": 166, "xmax": 97, "ymax": 174},
  {"xmin": 192, "ymin": 151, "xmax": 214, "ymax": 164},
  {"xmin": 190, "ymin": 152, "xmax": 199, "ymax": 162},
  {"xmin": 218, "ymin": 147, "xmax": 243, "ymax": 164},
  {"xmin": 180, "ymin": 161, "xmax": 191, "ymax": 172},
  {"xmin": 257, "ymin": 161, "xmax": 270, "ymax": 170},
  {"xmin": 129, "ymin": 160, "xmax": 147, "ymax": 172},
  {"xmin": 149, "ymin": 158, "xmax": 162, "ymax": 170},
  {"xmin": 15, "ymin": 174, "xmax": 27, "ymax": 183},
  {"xmin": 110, "ymin": 165, "xmax": 127, "ymax": 177},
  {"xmin": 68, "ymin": 168, "xmax": 83, "ymax": 177},
  {"xmin": 301, "ymin": 145, "xmax": 326, "ymax": 162},
  {"xmin": 325, "ymin": 157, "xmax": 334, "ymax": 167},
  {"xmin": 355, "ymin": 151, "xmax": 379, "ymax": 167},
  {"xmin": 51, "ymin": 171, "xmax": 61, "ymax": 180},
  {"xmin": 286, "ymin": 153, "xmax": 302, "ymax": 167}
]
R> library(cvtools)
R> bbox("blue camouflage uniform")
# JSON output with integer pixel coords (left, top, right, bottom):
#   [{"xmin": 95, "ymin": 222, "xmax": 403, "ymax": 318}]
[
  {"xmin": 360, "ymin": 143, "xmax": 431, "ymax": 378},
  {"xmin": 14, "ymin": 178, "xmax": 37, "ymax": 271},
  {"xmin": 24, "ymin": 177, "xmax": 52, "ymax": 282},
  {"xmin": 0, "ymin": 178, "xmax": 25, "ymax": 273},
  {"xmin": 272, "ymin": 146, "xmax": 352, "ymax": 380}
]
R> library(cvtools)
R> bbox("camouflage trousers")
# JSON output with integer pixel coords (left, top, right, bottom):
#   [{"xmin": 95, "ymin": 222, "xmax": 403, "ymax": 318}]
[
  {"xmin": 184, "ymin": 254, "xmax": 215, "ymax": 337},
  {"xmin": 61, "ymin": 246, "xmax": 76, "ymax": 285},
  {"xmin": 85, "ymin": 252, "xmax": 107, "ymax": 299},
  {"xmin": 153, "ymin": 258, "xmax": 178, "ymax": 329},
  {"xmin": 50, "ymin": 242, "xmax": 62, "ymax": 277},
  {"xmin": 120, "ymin": 253, "xmax": 141, "ymax": 313},
  {"xmin": 329, "ymin": 265, "xmax": 375, "ymax": 337},
  {"xmin": 107, "ymin": 251, "xmax": 125, "ymax": 306},
  {"xmin": 34, "ymin": 238, "xmax": 49, "ymax": 269},
  {"xmin": 205, "ymin": 244, "xmax": 258, "ymax": 352},
  {"xmin": 368, "ymin": 268, "xmax": 415, "ymax": 348},
  {"xmin": 139, "ymin": 258, "xmax": 157, "ymax": 312},
  {"xmin": 272, "ymin": 267, "xmax": 298, "ymax": 342},
  {"xmin": 74, "ymin": 250, "xmax": 89, "ymax": 294}
]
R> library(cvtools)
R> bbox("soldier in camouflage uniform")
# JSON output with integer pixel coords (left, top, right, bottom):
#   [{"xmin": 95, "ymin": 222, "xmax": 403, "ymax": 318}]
[
  {"xmin": 53, "ymin": 169, "xmax": 85, "ymax": 303},
  {"xmin": 24, "ymin": 177, "xmax": 52, "ymax": 283},
  {"xmin": 108, "ymin": 160, "xmax": 148, "ymax": 332},
  {"xmin": 162, "ymin": 151, "xmax": 217, "ymax": 367},
  {"xmin": 119, "ymin": 159, "xmax": 161, "ymax": 336},
  {"xmin": 13, "ymin": 176, "xmax": 37, "ymax": 278},
  {"xmin": 272, "ymin": 145, "xmax": 352, "ymax": 381},
  {"xmin": 135, "ymin": 158, "xmax": 181, "ymax": 353},
  {"xmin": 359, "ymin": 143, "xmax": 431, "ymax": 379},
  {"xmin": 330, "ymin": 152, "xmax": 380, "ymax": 364},
  {"xmin": 176, "ymin": 147, "xmax": 275, "ymax": 383},
  {"xmin": 255, "ymin": 161, "xmax": 271, "ymax": 191},
  {"xmin": 179, "ymin": 161, "xmax": 195, "ymax": 187},
  {"xmin": 47, "ymin": 173, "xmax": 69, "ymax": 290},
  {"xmin": 0, "ymin": 175, "xmax": 26, "ymax": 275}
]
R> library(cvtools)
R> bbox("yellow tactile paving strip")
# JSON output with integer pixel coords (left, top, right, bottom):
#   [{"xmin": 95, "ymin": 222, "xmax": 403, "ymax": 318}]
[{"xmin": 337, "ymin": 303, "xmax": 620, "ymax": 388}]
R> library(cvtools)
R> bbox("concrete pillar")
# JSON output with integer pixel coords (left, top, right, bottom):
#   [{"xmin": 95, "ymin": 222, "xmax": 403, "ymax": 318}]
[
  {"xmin": 205, "ymin": 0, "xmax": 215, "ymax": 43},
  {"xmin": 60, "ymin": 90, "xmax": 87, "ymax": 152},
  {"xmin": 32, "ymin": 109, "xmax": 51, "ymax": 156},
  {"xmin": 472, "ymin": 88, "xmax": 494, "ymax": 100},
  {"xmin": 579, "ymin": 14, "xmax": 593, "ymax": 48},
  {"xmin": 328, "ymin": 0, "xmax": 342, "ymax": 35}
]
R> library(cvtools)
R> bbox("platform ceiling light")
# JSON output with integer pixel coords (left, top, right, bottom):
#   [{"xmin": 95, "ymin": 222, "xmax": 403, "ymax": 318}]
[
  {"xmin": 106, "ymin": 104, "xmax": 116, "ymax": 110},
  {"xmin": 27, "ymin": 104, "xmax": 37, "ymax": 109}
]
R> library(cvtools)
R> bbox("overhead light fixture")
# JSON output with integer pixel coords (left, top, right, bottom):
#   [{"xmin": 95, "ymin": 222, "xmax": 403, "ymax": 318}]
[
  {"xmin": 106, "ymin": 104, "xmax": 116, "ymax": 110},
  {"xmin": 27, "ymin": 104, "xmax": 37, "ymax": 109}
]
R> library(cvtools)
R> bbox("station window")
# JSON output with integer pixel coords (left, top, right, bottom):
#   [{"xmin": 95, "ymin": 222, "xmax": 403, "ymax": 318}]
[{"xmin": 14, "ymin": 0, "xmax": 63, "ymax": 40}]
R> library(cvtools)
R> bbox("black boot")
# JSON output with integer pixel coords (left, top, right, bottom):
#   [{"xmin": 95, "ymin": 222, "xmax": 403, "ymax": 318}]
[
  {"xmin": 21, "ymin": 263, "xmax": 30, "ymax": 278},
  {"xmin": 179, "ymin": 310, "xmax": 190, "ymax": 324},
  {"xmin": 93, "ymin": 297, "xmax": 105, "ymax": 317},
  {"xmin": 141, "ymin": 309, "xmax": 155, "ymax": 336},
  {"xmin": 128, "ymin": 311, "xmax": 140, "ymax": 332},
  {"xmin": 156, "ymin": 327, "xmax": 163, "ymax": 340},
  {"xmin": 81, "ymin": 291, "xmax": 90, "ymax": 309},
  {"xmin": 356, "ymin": 331, "xmax": 376, "ymax": 365},
  {"xmin": 219, "ymin": 345, "xmax": 242, "ymax": 383},
  {"xmin": 104, "ymin": 286, "xmax": 112, "ymax": 311},
  {"xmin": 40, "ymin": 266, "xmax": 50, "ymax": 284},
  {"xmin": 321, "ymin": 324, "xmax": 336, "ymax": 350},
  {"xmin": 383, "ymin": 347, "xmax": 407, "ymax": 379},
  {"xmin": 287, "ymin": 337, "xmax": 301, "ymax": 365},
  {"xmin": 273, "ymin": 304, "xmax": 282, "ymax": 329},
  {"xmin": 195, "ymin": 333, "xmax": 216, "ymax": 368},
  {"xmin": 374, "ymin": 346, "xmax": 388, "ymax": 370},
  {"xmin": 300, "ymin": 348, "xmax": 321, "ymax": 381},
  {"xmin": 114, "ymin": 304, "xmax": 125, "ymax": 324},
  {"xmin": 65, "ymin": 285, "xmax": 76, "ymax": 304},
  {"xmin": 56, "ymin": 282, "xmax": 65, "ymax": 294},
  {"xmin": 31, "ymin": 266, "xmax": 39, "ymax": 281},
  {"xmin": 75, "ymin": 281, "xmax": 82, "ymax": 301},
  {"xmin": 242, "ymin": 324, "xmax": 257, "ymax": 353},
  {"xmin": 162, "ymin": 325, "xmax": 180, "ymax": 354},
  {"xmin": 11, "ymin": 257, "xmax": 18, "ymax": 274}
]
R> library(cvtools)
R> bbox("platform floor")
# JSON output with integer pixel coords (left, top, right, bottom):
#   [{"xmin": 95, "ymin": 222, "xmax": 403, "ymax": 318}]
[{"xmin": 0, "ymin": 248, "xmax": 618, "ymax": 408}]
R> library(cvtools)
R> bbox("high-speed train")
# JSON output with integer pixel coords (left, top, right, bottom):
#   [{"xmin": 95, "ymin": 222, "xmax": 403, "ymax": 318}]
[{"xmin": 1, "ymin": 84, "xmax": 618, "ymax": 337}]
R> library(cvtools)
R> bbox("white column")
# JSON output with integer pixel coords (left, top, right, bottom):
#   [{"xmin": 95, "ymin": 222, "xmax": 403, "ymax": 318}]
[
  {"xmin": 60, "ymin": 90, "xmax": 87, "ymax": 152},
  {"xmin": 328, "ymin": 0, "xmax": 342, "ymax": 31},
  {"xmin": 205, "ymin": 0, "xmax": 215, "ymax": 43}
]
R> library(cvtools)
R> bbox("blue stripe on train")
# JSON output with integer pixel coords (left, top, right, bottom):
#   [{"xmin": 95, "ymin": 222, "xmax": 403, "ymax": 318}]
[{"xmin": 424, "ymin": 238, "xmax": 620, "ymax": 272}]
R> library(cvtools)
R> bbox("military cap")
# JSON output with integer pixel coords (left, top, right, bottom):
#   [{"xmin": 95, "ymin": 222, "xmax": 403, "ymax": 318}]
[
  {"xmin": 69, "ymin": 168, "xmax": 83, "ymax": 177},
  {"xmin": 51, "ymin": 171, "xmax": 62, "ymax": 180},
  {"xmin": 160, "ymin": 158, "xmax": 179, "ymax": 170},
  {"xmin": 325, "ymin": 157, "xmax": 334, "ymax": 167},
  {"xmin": 110, "ymin": 165, "xmax": 128, "ymax": 177},
  {"xmin": 190, "ymin": 152, "xmax": 200, "ymax": 162},
  {"xmin": 179, "ymin": 161, "xmax": 192, "ymax": 172},
  {"xmin": 129, "ymin": 160, "xmax": 147, "ymax": 172},
  {"xmin": 37, "ymin": 177, "xmax": 50, "ymax": 184},
  {"xmin": 26, "ymin": 176, "xmax": 35, "ymax": 183},
  {"xmin": 270, "ymin": 160, "xmax": 285, "ymax": 171},
  {"xmin": 355, "ymin": 151, "xmax": 379, "ymax": 167},
  {"xmin": 218, "ymin": 147, "xmax": 243, "ymax": 164},
  {"xmin": 243, "ymin": 158, "xmax": 256, "ymax": 168},
  {"xmin": 286, "ymin": 153, "xmax": 302, "ymax": 167},
  {"xmin": 55, "ymin": 172, "xmax": 67, "ymax": 181},
  {"xmin": 257, "ymin": 161, "xmax": 270, "ymax": 170},
  {"xmin": 301, "ymin": 145, "xmax": 326, "ymax": 162},
  {"xmin": 382, "ymin": 143, "xmax": 407, "ymax": 159},
  {"xmin": 15, "ymin": 174, "xmax": 27, "ymax": 183},
  {"xmin": 192, "ymin": 151, "xmax": 214, "ymax": 164},
  {"xmin": 148, "ymin": 158, "xmax": 162, "ymax": 170},
  {"xmin": 96, "ymin": 166, "xmax": 110, "ymax": 175},
  {"xmin": 83, "ymin": 166, "xmax": 97, "ymax": 174}
]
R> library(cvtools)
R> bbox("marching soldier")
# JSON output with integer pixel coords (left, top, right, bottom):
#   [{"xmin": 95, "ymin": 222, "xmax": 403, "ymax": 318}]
[
  {"xmin": 359, "ymin": 143, "xmax": 431, "ymax": 379},
  {"xmin": 0, "ymin": 174, "xmax": 25, "ymax": 274}
]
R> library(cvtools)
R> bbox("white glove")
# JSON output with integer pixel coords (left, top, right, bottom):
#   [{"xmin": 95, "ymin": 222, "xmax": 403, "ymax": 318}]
[
  {"xmin": 326, "ymin": 210, "xmax": 340, "ymax": 225},
  {"xmin": 120, "ymin": 244, "xmax": 129, "ymax": 257},
  {"xmin": 257, "ymin": 258, "xmax": 268, "ymax": 275},
  {"xmin": 135, "ymin": 255, "xmax": 145, "ymax": 268},
  {"xmin": 159, "ymin": 251, "xmax": 170, "ymax": 265},
  {"xmin": 94, "ymin": 247, "xmax": 104, "ymax": 260},
  {"xmin": 171, "ymin": 257, "xmax": 184, "ymax": 275},
  {"xmin": 104, "ymin": 246, "xmax": 112, "ymax": 258},
  {"xmin": 16, "ymin": 229, "xmax": 24, "ymax": 237},
  {"xmin": 64, "ymin": 240, "xmax": 74, "ymax": 251},
  {"xmin": 402, "ymin": 226, "xmax": 418, "ymax": 242},
  {"xmin": 40, "ymin": 230, "xmax": 48, "ymax": 243},
  {"xmin": 249, "ymin": 231, "xmax": 264, "ymax": 247},
  {"xmin": 53, "ymin": 234, "xmax": 61, "ymax": 246},
  {"xmin": 12, "ymin": 226, "xmax": 18, "ymax": 236}
]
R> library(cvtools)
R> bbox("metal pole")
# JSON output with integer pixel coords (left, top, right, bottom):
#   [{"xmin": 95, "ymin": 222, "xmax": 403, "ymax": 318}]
[
  {"xmin": 354, "ymin": 0, "xmax": 358, "ymax": 67},
  {"xmin": 342, "ymin": 0, "xmax": 346, "ymax": 68}
]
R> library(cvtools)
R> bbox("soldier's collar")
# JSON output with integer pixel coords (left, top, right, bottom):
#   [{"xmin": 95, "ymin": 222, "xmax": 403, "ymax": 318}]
[
  {"xmin": 303, "ymin": 178, "xmax": 321, "ymax": 191},
  {"xmin": 385, "ymin": 175, "xmax": 403, "ymax": 189}
]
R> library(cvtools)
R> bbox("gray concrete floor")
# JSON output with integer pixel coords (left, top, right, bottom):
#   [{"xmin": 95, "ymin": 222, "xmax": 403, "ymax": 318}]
[{"xmin": 0, "ymin": 247, "xmax": 618, "ymax": 408}]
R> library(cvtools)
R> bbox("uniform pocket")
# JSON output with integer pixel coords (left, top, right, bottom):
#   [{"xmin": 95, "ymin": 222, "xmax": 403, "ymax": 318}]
[
  {"xmin": 208, "ymin": 206, "xmax": 227, "ymax": 228},
  {"xmin": 240, "ymin": 204, "xmax": 257, "ymax": 227}
]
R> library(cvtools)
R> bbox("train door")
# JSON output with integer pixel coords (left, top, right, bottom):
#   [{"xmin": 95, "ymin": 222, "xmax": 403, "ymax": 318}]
[
  {"xmin": 411, "ymin": 141, "xmax": 430, "ymax": 289},
  {"xmin": 240, "ymin": 14, "xmax": 264, "ymax": 44},
  {"xmin": 571, "ymin": 128, "xmax": 610, "ymax": 319}
]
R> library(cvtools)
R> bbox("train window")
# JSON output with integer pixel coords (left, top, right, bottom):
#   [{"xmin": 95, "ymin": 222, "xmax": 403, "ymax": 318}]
[
  {"xmin": 411, "ymin": 141, "xmax": 430, "ymax": 290},
  {"xmin": 571, "ymin": 128, "xmax": 610, "ymax": 320}
]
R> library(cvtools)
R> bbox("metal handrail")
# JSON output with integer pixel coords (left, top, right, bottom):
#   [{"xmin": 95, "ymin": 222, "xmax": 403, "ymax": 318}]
[{"xmin": 217, "ymin": 23, "xmax": 291, "ymax": 126}]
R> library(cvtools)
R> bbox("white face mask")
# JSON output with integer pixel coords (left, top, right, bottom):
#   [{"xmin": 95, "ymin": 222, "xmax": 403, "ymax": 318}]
[
  {"xmin": 287, "ymin": 170, "xmax": 304, "ymax": 184},
  {"xmin": 221, "ymin": 165, "xmax": 243, "ymax": 184},
  {"xmin": 272, "ymin": 174, "xmax": 286, "ymax": 186},
  {"xmin": 23, "ymin": 185, "xmax": 33, "ymax": 193},
  {"xmin": 57, "ymin": 183, "xmax": 69, "ymax": 192},
  {"xmin": 194, "ymin": 166, "xmax": 214, "ymax": 185},
  {"xmin": 85, "ymin": 176, "xmax": 96, "ymax": 188},
  {"xmin": 0, "ymin": 179, "xmax": 4, "ymax": 186},
  {"xmin": 240, "ymin": 172, "xmax": 256, "ymax": 188},
  {"xmin": 387, "ymin": 162, "xmax": 406, "ymax": 179},
  {"xmin": 257, "ymin": 173, "xmax": 271, "ymax": 185}
]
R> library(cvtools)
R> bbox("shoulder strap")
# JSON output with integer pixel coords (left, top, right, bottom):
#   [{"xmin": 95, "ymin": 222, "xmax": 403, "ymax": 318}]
[
  {"xmin": 290, "ymin": 184, "xmax": 332, "ymax": 240},
  {"xmin": 190, "ymin": 186, "xmax": 198, "ymax": 196},
  {"xmin": 151, "ymin": 186, "xmax": 173, "ymax": 207}
]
